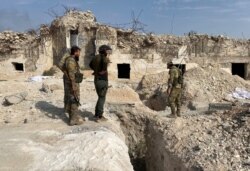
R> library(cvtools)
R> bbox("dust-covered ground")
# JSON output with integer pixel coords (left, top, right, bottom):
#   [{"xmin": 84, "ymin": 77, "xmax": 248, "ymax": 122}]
[{"xmin": 0, "ymin": 69, "xmax": 249, "ymax": 171}]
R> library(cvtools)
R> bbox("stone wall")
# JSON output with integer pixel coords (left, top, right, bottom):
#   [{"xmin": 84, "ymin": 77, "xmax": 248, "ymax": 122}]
[{"xmin": 0, "ymin": 28, "xmax": 53, "ymax": 73}]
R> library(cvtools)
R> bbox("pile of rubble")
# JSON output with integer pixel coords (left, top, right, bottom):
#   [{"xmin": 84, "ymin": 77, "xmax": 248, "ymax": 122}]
[
  {"xmin": 147, "ymin": 107, "xmax": 250, "ymax": 171},
  {"xmin": 184, "ymin": 66, "xmax": 250, "ymax": 103},
  {"xmin": 51, "ymin": 10, "xmax": 96, "ymax": 30},
  {"xmin": 136, "ymin": 71, "xmax": 169, "ymax": 111},
  {"xmin": 0, "ymin": 31, "xmax": 30, "ymax": 55}
]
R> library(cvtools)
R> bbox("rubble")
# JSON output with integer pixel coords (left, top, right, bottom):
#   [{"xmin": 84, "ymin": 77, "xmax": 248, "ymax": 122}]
[
  {"xmin": 146, "ymin": 108, "xmax": 250, "ymax": 171},
  {"xmin": 41, "ymin": 83, "xmax": 62, "ymax": 93},
  {"xmin": 3, "ymin": 92, "xmax": 28, "ymax": 106},
  {"xmin": 184, "ymin": 66, "xmax": 250, "ymax": 103},
  {"xmin": 0, "ymin": 31, "xmax": 30, "ymax": 56}
]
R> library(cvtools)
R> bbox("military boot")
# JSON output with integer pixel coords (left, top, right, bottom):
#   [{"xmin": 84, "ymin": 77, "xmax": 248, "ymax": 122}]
[
  {"xmin": 95, "ymin": 115, "xmax": 108, "ymax": 123},
  {"xmin": 69, "ymin": 114, "xmax": 84, "ymax": 126},
  {"xmin": 177, "ymin": 109, "xmax": 181, "ymax": 117},
  {"xmin": 169, "ymin": 106, "xmax": 177, "ymax": 118}
]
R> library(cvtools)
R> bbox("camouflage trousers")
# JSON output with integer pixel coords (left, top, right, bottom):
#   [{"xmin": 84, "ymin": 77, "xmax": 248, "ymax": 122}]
[
  {"xmin": 168, "ymin": 87, "xmax": 182, "ymax": 115},
  {"xmin": 94, "ymin": 78, "xmax": 108, "ymax": 117},
  {"xmin": 63, "ymin": 75, "xmax": 80, "ymax": 119}
]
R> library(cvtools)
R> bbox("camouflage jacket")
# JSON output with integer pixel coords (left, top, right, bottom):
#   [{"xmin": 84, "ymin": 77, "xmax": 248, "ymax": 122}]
[
  {"xmin": 168, "ymin": 66, "xmax": 181, "ymax": 88},
  {"xmin": 65, "ymin": 56, "xmax": 80, "ymax": 90}
]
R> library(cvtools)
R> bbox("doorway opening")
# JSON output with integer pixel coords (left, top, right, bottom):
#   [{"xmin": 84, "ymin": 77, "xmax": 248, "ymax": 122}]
[
  {"xmin": 118, "ymin": 64, "xmax": 130, "ymax": 79},
  {"xmin": 174, "ymin": 64, "xmax": 186, "ymax": 75},
  {"xmin": 70, "ymin": 29, "xmax": 79, "ymax": 47},
  {"xmin": 12, "ymin": 62, "xmax": 24, "ymax": 71},
  {"xmin": 232, "ymin": 63, "xmax": 246, "ymax": 79}
]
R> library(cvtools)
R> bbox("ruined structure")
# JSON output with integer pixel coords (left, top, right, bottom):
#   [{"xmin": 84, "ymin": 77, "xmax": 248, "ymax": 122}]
[
  {"xmin": 0, "ymin": 25, "xmax": 53, "ymax": 73},
  {"xmin": 0, "ymin": 10, "xmax": 250, "ymax": 80},
  {"xmin": 50, "ymin": 10, "xmax": 250, "ymax": 81}
]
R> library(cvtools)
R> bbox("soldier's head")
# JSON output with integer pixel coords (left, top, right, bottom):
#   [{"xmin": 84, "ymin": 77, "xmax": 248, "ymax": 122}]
[
  {"xmin": 167, "ymin": 62, "xmax": 174, "ymax": 69},
  {"xmin": 71, "ymin": 46, "xmax": 81, "ymax": 61},
  {"xmin": 99, "ymin": 45, "xmax": 112, "ymax": 57}
]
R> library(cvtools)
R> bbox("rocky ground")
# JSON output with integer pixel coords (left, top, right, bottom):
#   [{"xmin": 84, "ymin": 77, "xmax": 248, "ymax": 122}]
[{"xmin": 0, "ymin": 69, "xmax": 249, "ymax": 171}]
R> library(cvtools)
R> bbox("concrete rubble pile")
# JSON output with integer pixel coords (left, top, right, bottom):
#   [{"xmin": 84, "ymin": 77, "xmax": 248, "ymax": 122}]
[
  {"xmin": 147, "ymin": 107, "xmax": 250, "ymax": 171},
  {"xmin": 0, "ymin": 31, "xmax": 31, "ymax": 56},
  {"xmin": 184, "ymin": 66, "xmax": 250, "ymax": 103}
]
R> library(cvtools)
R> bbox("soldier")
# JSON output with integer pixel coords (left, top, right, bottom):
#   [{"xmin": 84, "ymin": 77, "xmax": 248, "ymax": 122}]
[
  {"xmin": 167, "ymin": 62, "xmax": 183, "ymax": 117},
  {"xmin": 63, "ymin": 46, "xmax": 84, "ymax": 126},
  {"xmin": 58, "ymin": 50, "xmax": 70, "ymax": 113},
  {"xmin": 89, "ymin": 45, "xmax": 112, "ymax": 122}
]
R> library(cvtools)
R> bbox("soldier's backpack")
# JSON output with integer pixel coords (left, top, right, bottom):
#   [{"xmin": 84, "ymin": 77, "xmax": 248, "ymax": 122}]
[
  {"xmin": 177, "ymin": 69, "xmax": 183, "ymax": 85},
  {"xmin": 58, "ymin": 52, "xmax": 83, "ymax": 83},
  {"xmin": 58, "ymin": 52, "xmax": 70, "ymax": 72},
  {"xmin": 173, "ymin": 68, "xmax": 183, "ymax": 87}
]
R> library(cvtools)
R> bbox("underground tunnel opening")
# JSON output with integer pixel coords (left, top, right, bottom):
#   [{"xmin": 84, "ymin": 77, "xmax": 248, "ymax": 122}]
[
  {"xmin": 12, "ymin": 62, "xmax": 24, "ymax": 72},
  {"xmin": 232, "ymin": 63, "xmax": 247, "ymax": 79},
  {"xmin": 118, "ymin": 64, "xmax": 131, "ymax": 79}
]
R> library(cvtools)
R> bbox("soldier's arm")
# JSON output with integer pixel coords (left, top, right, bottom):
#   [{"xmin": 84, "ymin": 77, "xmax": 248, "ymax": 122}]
[
  {"xmin": 66, "ymin": 59, "xmax": 77, "ymax": 91},
  {"xmin": 99, "ymin": 57, "xmax": 108, "ymax": 75}
]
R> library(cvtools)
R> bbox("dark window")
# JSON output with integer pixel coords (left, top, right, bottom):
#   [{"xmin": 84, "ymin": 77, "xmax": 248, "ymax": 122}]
[
  {"xmin": 232, "ymin": 63, "xmax": 246, "ymax": 79},
  {"xmin": 12, "ymin": 62, "xmax": 24, "ymax": 71},
  {"xmin": 118, "ymin": 64, "xmax": 130, "ymax": 79},
  {"xmin": 174, "ymin": 64, "xmax": 186, "ymax": 75}
]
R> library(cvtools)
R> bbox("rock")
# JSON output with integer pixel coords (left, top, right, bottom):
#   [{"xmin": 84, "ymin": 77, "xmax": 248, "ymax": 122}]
[
  {"xmin": 23, "ymin": 119, "xmax": 28, "ymax": 124},
  {"xmin": 3, "ymin": 92, "xmax": 28, "ymax": 106},
  {"xmin": 41, "ymin": 83, "xmax": 62, "ymax": 93}
]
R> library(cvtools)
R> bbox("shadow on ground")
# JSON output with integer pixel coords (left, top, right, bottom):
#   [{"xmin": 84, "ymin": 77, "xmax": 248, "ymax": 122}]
[
  {"xmin": 36, "ymin": 101, "xmax": 96, "ymax": 123},
  {"xmin": 35, "ymin": 101, "xmax": 68, "ymax": 124},
  {"xmin": 79, "ymin": 108, "xmax": 96, "ymax": 121}
]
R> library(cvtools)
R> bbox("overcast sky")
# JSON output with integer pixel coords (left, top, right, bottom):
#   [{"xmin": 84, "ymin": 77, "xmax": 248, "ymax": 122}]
[{"xmin": 1, "ymin": 0, "xmax": 250, "ymax": 38}]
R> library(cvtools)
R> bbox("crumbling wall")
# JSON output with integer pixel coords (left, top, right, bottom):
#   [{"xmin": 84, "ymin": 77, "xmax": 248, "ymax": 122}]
[
  {"xmin": 0, "ymin": 30, "xmax": 53, "ymax": 73},
  {"xmin": 50, "ymin": 10, "xmax": 97, "ymax": 68}
]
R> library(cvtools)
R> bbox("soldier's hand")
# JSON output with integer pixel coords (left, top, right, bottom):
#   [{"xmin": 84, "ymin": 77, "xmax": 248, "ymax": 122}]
[{"xmin": 99, "ymin": 71, "xmax": 107, "ymax": 75}]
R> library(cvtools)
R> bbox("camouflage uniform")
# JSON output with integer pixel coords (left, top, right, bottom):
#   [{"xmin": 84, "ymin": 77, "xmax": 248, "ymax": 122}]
[
  {"xmin": 59, "ymin": 52, "xmax": 70, "ymax": 112},
  {"xmin": 89, "ymin": 54, "xmax": 109, "ymax": 118},
  {"xmin": 168, "ymin": 66, "xmax": 182, "ymax": 117},
  {"xmin": 64, "ymin": 56, "xmax": 82, "ymax": 125}
]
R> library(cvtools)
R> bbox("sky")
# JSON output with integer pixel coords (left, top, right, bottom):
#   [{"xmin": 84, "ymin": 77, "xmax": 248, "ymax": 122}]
[{"xmin": 1, "ymin": 0, "xmax": 250, "ymax": 38}]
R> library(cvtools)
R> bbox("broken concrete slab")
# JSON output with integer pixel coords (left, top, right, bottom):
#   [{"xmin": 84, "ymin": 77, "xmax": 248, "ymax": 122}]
[{"xmin": 3, "ymin": 92, "xmax": 28, "ymax": 106}]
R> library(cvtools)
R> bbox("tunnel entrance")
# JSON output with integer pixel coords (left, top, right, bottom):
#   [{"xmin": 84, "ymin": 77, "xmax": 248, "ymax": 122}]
[
  {"xmin": 232, "ymin": 63, "xmax": 246, "ymax": 79},
  {"xmin": 12, "ymin": 62, "xmax": 24, "ymax": 71},
  {"xmin": 118, "ymin": 64, "xmax": 130, "ymax": 79}
]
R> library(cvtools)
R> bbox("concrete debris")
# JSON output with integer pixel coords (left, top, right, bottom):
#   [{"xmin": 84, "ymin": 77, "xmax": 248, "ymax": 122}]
[
  {"xmin": 3, "ymin": 92, "xmax": 28, "ymax": 106},
  {"xmin": 41, "ymin": 83, "xmax": 62, "ymax": 93},
  {"xmin": 146, "ymin": 108, "xmax": 250, "ymax": 171},
  {"xmin": 184, "ymin": 66, "xmax": 250, "ymax": 103}
]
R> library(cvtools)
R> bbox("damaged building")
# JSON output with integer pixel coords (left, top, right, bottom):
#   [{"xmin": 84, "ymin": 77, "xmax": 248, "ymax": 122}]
[
  {"xmin": 50, "ymin": 10, "xmax": 250, "ymax": 81},
  {"xmin": 0, "ymin": 10, "xmax": 250, "ymax": 81},
  {"xmin": 0, "ymin": 25, "xmax": 53, "ymax": 73}
]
